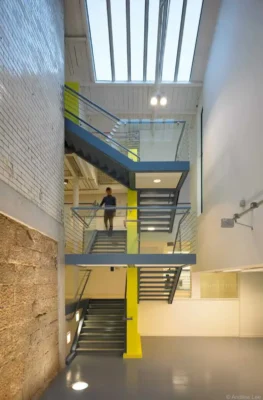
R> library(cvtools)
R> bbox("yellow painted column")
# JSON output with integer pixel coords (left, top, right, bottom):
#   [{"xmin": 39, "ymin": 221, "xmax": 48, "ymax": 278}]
[
  {"xmin": 123, "ymin": 149, "xmax": 142, "ymax": 359},
  {"xmin": 64, "ymin": 82, "xmax": 80, "ymax": 124}
]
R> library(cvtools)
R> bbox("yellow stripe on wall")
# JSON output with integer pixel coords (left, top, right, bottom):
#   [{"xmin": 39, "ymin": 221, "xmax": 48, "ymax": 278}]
[{"xmin": 65, "ymin": 82, "xmax": 79, "ymax": 124}]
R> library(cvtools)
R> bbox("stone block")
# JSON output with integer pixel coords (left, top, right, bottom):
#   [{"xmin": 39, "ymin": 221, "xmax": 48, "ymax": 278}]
[
  {"xmin": 35, "ymin": 267, "xmax": 57, "ymax": 284},
  {"xmin": 39, "ymin": 252, "xmax": 57, "ymax": 270},
  {"xmin": 42, "ymin": 320, "xmax": 59, "ymax": 341},
  {"xmin": 32, "ymin": 296, "xmax": 58, "ymax": 316},
  {"xmin": 0, "ymin": 305, "xmax": 14, "ymax": 330},
  {"xmin": 0, "ymin": 215, "xmax": 16, "ymax": 262},
  {"xmin": 0, "ymin": 357, "xmax": 25, "ymax": 400},
  {"xmin": 15, "ymin": 265, "xmax": 36, "ymax": 285},
  {"xmin": 38, "ymin": 310, "xmax": 57, "ymax": 327},
  {"xmin": 8, "ymin": 246, "xmax": 41, "ymax": 267},
  {"xmin": 15, "ymin": 226, "xmax": 34, "ymax": 249},
  {"xmin": 14, "ymin": 284, "xmax": 37, "ymax": 306},
  {"xmin": 0, "ymin": 263, "xmax": 16, "ymax": 285},
  {"xmin": 37, "ymin": 283, "xmax": 58, "ymax": 300},
  {"xmin": 0, "ymin": 284, "xmax": 15, "ymax": 307}
]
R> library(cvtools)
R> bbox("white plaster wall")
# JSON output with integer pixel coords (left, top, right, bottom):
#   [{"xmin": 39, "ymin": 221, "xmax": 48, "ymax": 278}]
[
  {"xmin": 239, "ymin": 272, "xmax": 263, "ymax": 337},
  {"xmin": 139, "ymin": 299, "xmax": 239, "ymax": 337},
  {"xmin": 139, "ymin": 271, "xmax": 263, "ymax": 337},
  {"xmin": 196, "ymin": 0, "xmax": 263, "ymax": 272}
]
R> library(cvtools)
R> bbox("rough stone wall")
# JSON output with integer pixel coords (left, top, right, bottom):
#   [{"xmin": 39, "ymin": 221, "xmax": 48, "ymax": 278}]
[{"xmin": 0, "ymin": 213, "xmax": 59, "ymax": 400}]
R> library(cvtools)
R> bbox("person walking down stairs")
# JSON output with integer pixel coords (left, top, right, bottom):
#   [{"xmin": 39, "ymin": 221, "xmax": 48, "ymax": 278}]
[{"xmin": 100, "ymin": 187, "xmax": 116, "ymax": 234}]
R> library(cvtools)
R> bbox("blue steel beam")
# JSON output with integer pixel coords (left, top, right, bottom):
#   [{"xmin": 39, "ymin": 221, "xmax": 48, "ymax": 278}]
[{"xmin": 65, "ymin": 253, "xmax": 196, "ymax": 266}]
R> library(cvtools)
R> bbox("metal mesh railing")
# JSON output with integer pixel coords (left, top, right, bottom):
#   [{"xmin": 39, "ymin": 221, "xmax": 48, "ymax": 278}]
[
  {"xmin": 65, "ymin": 205, "xmax": 194, "ymax": 255},
  {"xmin": 173, "ymin": 211, "xmax": 196, "ymax": 254}
]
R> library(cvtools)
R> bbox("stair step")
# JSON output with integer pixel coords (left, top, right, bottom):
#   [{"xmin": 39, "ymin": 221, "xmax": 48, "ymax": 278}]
[
  {"xmin": 78, "ymin": 341, "xmax": 124, "ymax": 349},
  {"xmin": 80, "ymin": 333, "xmax": 125, "ymax": 338},
  {"xmin": 89, "ymin": 304, "xmax": 124, "ymax": 309},
  {"xmin": 83, "ymin": 321, "xmax": 125, "ymax": 326},
  {"xmin": 82, "ymin": 326, "xmax": 125, "ymax": 331},
  {"xmin": 77, "ymin": 348, "xmax": 124, "ymax": 352},
  {"xmin": 79, "ymin": 339, "xmax": 124, "ymax": 344},
  {"xmin": 91, "ymin": 250, "xmax": 126, "ymax": 253},
  {"xmin": 140, "ymin": 294, "xmax": 169, "ymax": 297}
]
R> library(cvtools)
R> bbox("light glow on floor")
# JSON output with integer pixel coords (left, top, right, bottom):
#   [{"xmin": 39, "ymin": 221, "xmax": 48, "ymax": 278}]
[{"xmin": 72, "ymin": 382, "xmax": 89, "ymax": 391}]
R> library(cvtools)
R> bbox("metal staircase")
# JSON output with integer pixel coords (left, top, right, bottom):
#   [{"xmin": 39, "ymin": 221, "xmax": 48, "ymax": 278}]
[
  {"xmin": 89, "ymin": 231, "xmax": 127, "ymax": 254},
  {"xmin": 138, "ymin": 267, "xmax": 182, "ymax": 303},
  {"xmin": 64, "ymin": 85, "xmax": 189, "ymax": 191},
  {"xmin": 77, "ymin": 299, "xmax": 126, "ymax": 355},
  {"xmin": 138, "ymin": 189, "xmax": 179, "ymax": 232}
]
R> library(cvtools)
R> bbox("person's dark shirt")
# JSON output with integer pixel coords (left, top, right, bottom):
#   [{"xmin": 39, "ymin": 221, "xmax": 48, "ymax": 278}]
[{"xmin": 100, "ymin": 195, "xmax": 116, "ymax": 211}]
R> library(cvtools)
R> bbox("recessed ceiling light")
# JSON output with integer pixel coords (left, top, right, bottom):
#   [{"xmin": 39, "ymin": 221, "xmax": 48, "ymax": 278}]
[
  {"xmin": 154, "ymin": 179, "xmax": 161, "ymax": 183},
  {"xmin": 148, "ymin": 227, "xmax": 155, "ymax": 231},
  {"xmin": 160, "ymin": 96, "xmax": 167, "ymax": 106},
  {"xmin": 150, "ymin": 96, "xmax": 158, "ymax": 106},
  {"xmin": 72, "ymin": 382, "xmax": 89, "ymax": 391}
]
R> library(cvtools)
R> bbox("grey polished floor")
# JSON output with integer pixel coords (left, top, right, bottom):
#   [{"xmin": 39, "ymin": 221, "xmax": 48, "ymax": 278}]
[{"xmin": 41, "ymin": 337, "xmax": 263, "ymax": 400}]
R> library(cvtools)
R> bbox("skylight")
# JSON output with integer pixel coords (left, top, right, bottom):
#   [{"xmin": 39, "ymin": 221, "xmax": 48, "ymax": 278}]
[{"xmin": 86, "ymin": 0, "xmax": 203, "ymax": 83}]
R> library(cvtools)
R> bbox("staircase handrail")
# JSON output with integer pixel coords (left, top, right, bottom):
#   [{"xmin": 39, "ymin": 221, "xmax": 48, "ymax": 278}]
[
  {"xmin": 175, "ymin": 121, "xmax": 186, "ymax": 160},
  {"xmin": 65, "ymin": 84, "xmax": 121, "ymax": 123},
  {"xmin": 65, "ymin": 110, "xmax": 140, "ymax": 161},
  {"xmin": 66, "ymin": 269, "xmax": 92, "ymax": 321},
  {"xmin": 172, "ymin": 209, "xmax": 190, "ymax": 254}
]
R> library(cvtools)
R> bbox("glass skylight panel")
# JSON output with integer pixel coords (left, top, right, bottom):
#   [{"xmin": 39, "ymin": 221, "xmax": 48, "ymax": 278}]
[
  {"xmin": 111, "ymin": 0, "xmax": 128, "ymax": 81},
  {"xmin": 177, "ymin": 0, "xmax": 203, "ymax": 82},
  {"xmin": 146, "ymin": 0, "xmax": 159, "ymax": 81},
  {"xmin": 130, "ymin": 0, "xmax": 144, "ymax": 81},
  {"xmin": 162, "ymin": 0, "xmax": 183, "ymax": 81},
  {"xmin": 86, "ymin": 0, "xmax": 112, "ymax": 81}
]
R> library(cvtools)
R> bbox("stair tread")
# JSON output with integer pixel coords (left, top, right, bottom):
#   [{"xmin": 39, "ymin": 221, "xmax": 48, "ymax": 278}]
[
  {"xmin": 79, "ymin": 340, "xmax": 124, "ymax": 343},
  {"xmin": 77, "ymin": 348, "xmax": 125, "ymax": 352}
]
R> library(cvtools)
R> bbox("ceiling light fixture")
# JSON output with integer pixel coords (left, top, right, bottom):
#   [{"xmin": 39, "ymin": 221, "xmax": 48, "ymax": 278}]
[
  {"xmin": 154, "ymin": 179, "xmax": 161, "ymax": 183},
  {"xmin": 148, "ymin": 227, "xmax": 155, "ymax": 231},
  {"xmin": 72, "ymin": 382, "xmax": 89, "ymax": 391},
  {"xmin": 150, "ymin": 96, "xmax": 158, "ymax": 106},
  {"xmin": 160, "ymin": 96, "xmax": 167, "ymax": 106},
  {"xmin": 150, "ymin": 93, "xmax": 167, "ymax": 107}
]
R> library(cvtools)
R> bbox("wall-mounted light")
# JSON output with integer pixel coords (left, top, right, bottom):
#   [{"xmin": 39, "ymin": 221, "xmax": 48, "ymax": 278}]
[
  {"xmin": 64, "ymin": 179, "xmax": 69, "ymax": 185},
  {"xmin": 76, "ymin": 311, "xmax": 80, "ymax": 322}
]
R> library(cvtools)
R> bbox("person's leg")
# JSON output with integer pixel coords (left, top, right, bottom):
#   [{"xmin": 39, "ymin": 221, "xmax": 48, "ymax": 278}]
[
  {"xmin": 109, "ymin": 215, "xmax": 113, "ymax": 235},
  {"xmin": 104, "ymin": 213, "xmax": 109, "ymax": 230}
]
